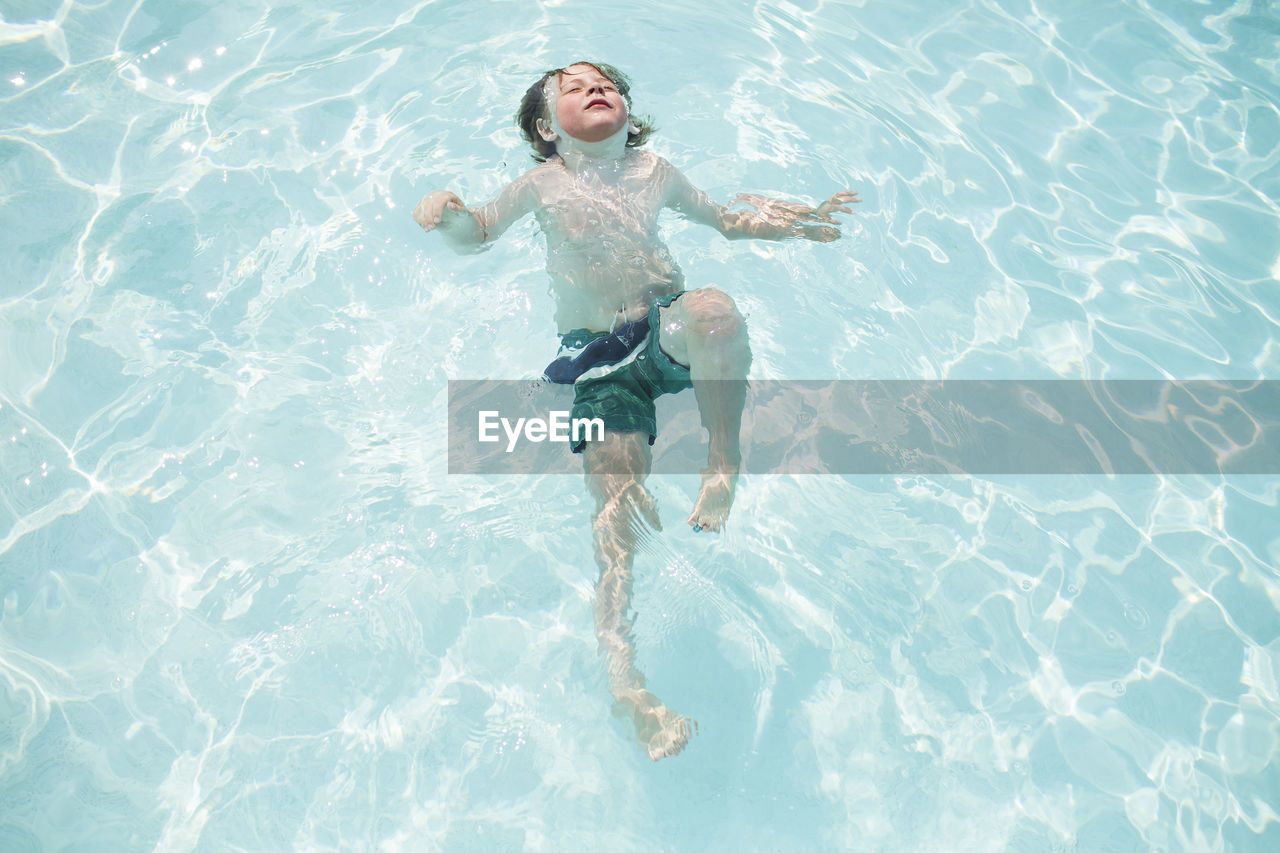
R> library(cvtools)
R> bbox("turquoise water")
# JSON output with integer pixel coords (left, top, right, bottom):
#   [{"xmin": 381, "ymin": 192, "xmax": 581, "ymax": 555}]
[{"xmin": 2, "ymin": 0, "xmax": 1279, "ymax": 849}]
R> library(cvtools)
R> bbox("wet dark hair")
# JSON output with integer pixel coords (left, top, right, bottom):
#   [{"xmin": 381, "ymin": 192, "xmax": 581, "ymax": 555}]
[{"xmin": 515, "ymin": 61, "xmax": 656, "ymax": 163}]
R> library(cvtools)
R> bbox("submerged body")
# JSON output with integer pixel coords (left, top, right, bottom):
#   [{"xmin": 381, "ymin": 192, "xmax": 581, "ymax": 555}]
[
  {"xmin": 415, "ymin": 62, "xmax": 858, "ymax": 761},
  {"xmin": 481, "ymin": 152, "xmax": 681, "ymax": 332},
  {"xmin": 463, "ymin": 149, "xmax": 815, "ymax": 333}
]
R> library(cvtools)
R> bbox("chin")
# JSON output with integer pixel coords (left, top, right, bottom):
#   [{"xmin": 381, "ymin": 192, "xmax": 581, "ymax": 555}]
[{"xmin": 579, "ymin": 123, "xmax": 628, "ymax": 143}]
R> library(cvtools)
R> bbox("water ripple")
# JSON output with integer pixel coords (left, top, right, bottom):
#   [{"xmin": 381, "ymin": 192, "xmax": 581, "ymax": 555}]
[{"xmin": 1, "ymin": 0, "xmax": 1278, "ymax": 849}]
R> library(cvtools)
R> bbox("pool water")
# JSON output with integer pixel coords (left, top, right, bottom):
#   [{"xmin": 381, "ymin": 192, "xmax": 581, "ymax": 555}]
[{"xmin": 2, "ymin": 0, "xmax": 1279, "ymax": 850}]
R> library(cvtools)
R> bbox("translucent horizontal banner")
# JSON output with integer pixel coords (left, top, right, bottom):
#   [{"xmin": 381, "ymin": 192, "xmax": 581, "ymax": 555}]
[{"xmin": 447, "ymin": 380, "xmax": 1280, "ymax": 475}]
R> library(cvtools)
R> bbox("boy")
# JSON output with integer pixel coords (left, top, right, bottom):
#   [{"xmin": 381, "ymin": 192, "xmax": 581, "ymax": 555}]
[{"xmin": 414, "ymin": 62, "xmax": 858, "ymax": 760}]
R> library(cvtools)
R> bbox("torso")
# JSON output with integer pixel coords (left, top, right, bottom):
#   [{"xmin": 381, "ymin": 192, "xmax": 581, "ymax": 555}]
[{"xmin": 527, "ymin": 152, "xmax": 684, "ymax": 333}]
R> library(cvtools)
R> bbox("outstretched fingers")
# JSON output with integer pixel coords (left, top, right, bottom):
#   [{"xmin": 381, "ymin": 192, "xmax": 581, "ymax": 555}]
[
  {"xmin": 816, "ymin": 190, "xmax": 862, "ymax": 220},
  {"xmin": 729, "ymin": 189, "xmax": 862, "ymax": 239}
]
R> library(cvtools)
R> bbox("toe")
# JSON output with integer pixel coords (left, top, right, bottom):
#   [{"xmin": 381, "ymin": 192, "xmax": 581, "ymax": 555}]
[{"xmin": 687, "ymin": 511, "xmax": 720, "ymax": 533}]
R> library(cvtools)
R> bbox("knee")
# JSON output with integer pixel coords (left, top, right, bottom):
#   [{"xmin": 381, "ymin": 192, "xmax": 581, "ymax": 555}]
[{"xmin": 683, "ymin": 288, "xmax": 744, "ymax": 338}]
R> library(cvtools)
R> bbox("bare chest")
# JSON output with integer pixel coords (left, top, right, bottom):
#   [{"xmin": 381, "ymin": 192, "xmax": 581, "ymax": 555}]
[{"xmin": 532, "ymin": 166, "xmax": 667, "ymax": 243}]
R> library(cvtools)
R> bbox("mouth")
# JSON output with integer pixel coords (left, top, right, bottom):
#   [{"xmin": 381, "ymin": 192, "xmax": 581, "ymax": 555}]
[{"xmin": 585, "ymin": 98, "xmax": 612, "ymax": 110}]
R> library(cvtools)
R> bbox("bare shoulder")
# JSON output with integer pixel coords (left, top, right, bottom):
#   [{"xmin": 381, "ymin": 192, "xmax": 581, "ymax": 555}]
[
  {"xmin": 491, "ymin": 161, "xmax": 565, "ymax": 207},
  {"xmin": 530, "ymin": 159, "xmax": 563, "ymax": 175},
  {"xmin": 635, "ymin": 150, "xmax": 675, "ymax": 173},
  {"xmin": 523, "ymin": 159, "xmax": 569, "ymax": 187},
  {"xmin": 518, "ymin": 160, "xmax": 560, "ymax": 181},
  {"xmin": 631, "ymin": 151, "xmax": 684, "ymax": 194}
]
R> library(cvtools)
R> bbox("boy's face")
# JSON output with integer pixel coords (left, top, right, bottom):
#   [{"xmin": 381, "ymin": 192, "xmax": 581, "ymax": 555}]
[{"xmin": 549, "ymin": 64, "xmax": 629, "ymax": 143}]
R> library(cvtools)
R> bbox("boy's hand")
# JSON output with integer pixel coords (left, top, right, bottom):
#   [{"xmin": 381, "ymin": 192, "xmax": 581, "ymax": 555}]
[
  {"xmin": 731, "ymin": 190, "xmax": 861, "ymax": 242},
  {"xmin": 815, "ymin": 190, "xmax": 861, "ymax": 221},
  {"xmin": 413, "ymin": 191, "xmax": 467, "ymax": 232}
]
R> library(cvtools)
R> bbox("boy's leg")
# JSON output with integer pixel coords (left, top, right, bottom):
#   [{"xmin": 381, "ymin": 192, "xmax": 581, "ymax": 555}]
[
  {"xmin": 582, "ymin": 429, "xmax": 694, "ymax": 760},
  {"xmin": 655, "ymin": 287, "xmax": 751, "ymax": 532}
]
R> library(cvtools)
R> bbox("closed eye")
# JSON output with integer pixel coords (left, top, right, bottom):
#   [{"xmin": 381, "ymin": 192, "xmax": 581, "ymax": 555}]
[{"xmin": 562, "ymin": 83, "xmax": 616, "ymax": 93}]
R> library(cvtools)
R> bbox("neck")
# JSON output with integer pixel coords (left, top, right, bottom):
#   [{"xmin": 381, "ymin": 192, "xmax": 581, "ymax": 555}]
[{"xmin": 554, "ymin": 126, "xmax": 629, "ymax": 173}]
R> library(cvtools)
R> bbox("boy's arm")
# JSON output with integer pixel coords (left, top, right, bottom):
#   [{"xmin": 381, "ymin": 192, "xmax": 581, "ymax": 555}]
[
  {"xmin": 664, "ymin": 162, "xmax": 859, "ymax": 242},
  {"xmin": 413, "ymin": 173, "xmax": 536, "ymax": 253}
]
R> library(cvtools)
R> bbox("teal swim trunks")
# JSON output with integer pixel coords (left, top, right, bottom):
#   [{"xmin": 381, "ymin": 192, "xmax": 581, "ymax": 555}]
[{"xmin": 542, "ymin": 291, "xmax": 693, "ymax": 452}]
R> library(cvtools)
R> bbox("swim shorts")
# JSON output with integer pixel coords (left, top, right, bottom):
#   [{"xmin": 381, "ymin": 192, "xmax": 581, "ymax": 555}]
[{"xmin": 542, "ymin": 291, "xmax": 693, "ymax": 452}]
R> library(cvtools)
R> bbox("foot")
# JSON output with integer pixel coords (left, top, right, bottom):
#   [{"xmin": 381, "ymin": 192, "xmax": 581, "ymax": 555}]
[
  {"xmin": 687, "ymin": 466, "xmax": 738, "ymax": 533},
  {"xmin": 617, "ymin": 688, "xmax": 698, "ymax": 761},
  {"xmin": 645, "ymin": 711, "xmax": 697, "ymax": 761}
]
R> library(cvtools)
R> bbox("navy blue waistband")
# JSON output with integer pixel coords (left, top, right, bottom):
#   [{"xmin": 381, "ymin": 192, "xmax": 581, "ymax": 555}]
[{"xmin": 543, "ymin": 316, "xmax": 650, "ymax": 384}]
